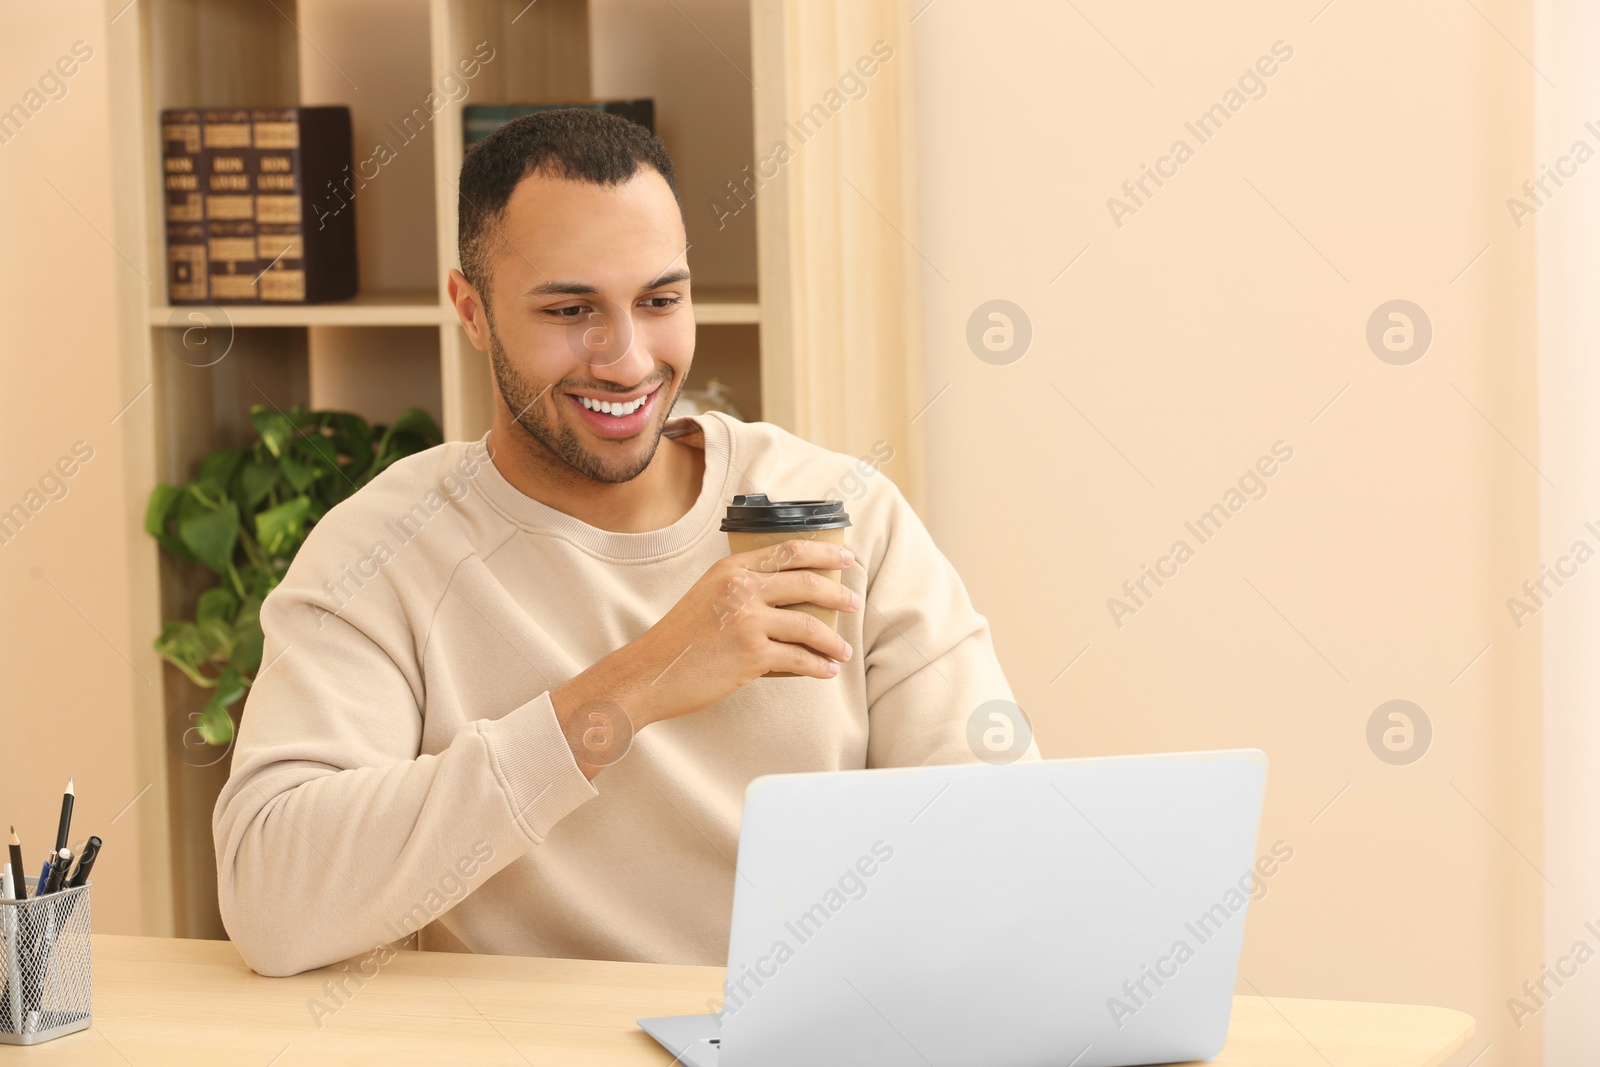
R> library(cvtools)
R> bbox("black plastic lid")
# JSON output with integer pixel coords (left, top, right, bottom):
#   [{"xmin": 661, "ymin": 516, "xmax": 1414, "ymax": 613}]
[{"xmin": 720, "ymin": 493, "xmax": 852, "ymax": 532}]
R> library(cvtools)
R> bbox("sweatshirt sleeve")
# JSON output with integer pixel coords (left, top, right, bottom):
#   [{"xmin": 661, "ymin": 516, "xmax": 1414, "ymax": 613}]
[
  {"xmin": 859, "ymin": 475, "xmax": 1041, "ymax": 769},
  {"xmin": 212, "ymin": 532, "xmax": 598, "ymax": 977}
]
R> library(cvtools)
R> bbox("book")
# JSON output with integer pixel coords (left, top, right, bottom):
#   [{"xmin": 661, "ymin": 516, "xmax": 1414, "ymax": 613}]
[
  {"xmin": 250, "ymin": 106, "xmax": 358, "ymax": 303},
  {"xmin": 201, "ymin": 108, "xmax": 258, "ymax": 303},
  {"xmin": 463, "ymin": 99, "xmax": 654, "ymax": 149},
  {"xmin": 159, "ymin": 109, "xmax": 207, "ymax": 303}
]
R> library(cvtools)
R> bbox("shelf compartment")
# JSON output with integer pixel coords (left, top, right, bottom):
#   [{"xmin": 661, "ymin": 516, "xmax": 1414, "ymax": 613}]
[{"xmin": 693, "ymin": 286, "xmax": 759, "ymax": 325}]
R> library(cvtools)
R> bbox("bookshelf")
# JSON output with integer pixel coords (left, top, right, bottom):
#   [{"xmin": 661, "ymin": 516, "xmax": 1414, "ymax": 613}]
[
  {"xmin": 155, "ymin": 289, "xmax": 449, "ymax": 326},
  {"xmin": 151, "ymin": 287, "xmax": 758, "ymax": 328},
  {"xmin": 107, "ymin": 0, "xmax": 925, "ymax": 937}
]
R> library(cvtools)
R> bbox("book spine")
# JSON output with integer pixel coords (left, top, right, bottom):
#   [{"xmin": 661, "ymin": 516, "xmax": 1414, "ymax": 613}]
[
  {"xmin": 252, "ymin": 108, "xmax": 308, "ymax": 303},
  {"xmin": 201, "ymin": 108, "xmax": 259, "ymax": 303},
  {"xmin": 160, "ymin": 108, "xmax": 207, "ymax": 304},
  {"xmin": 462, "ymin": 104, "xmax": 513, "ymax": 149},
  {"xmin": 254, "ymin": 106, "xmax": 357, "ymax": 304},
  {"xmin": 607, "ymin": 99, "xmax": 654, "ymax": 134},
  {"xmin": 462, "ymin": 100, "xmax": 655, "ymax": 149}
]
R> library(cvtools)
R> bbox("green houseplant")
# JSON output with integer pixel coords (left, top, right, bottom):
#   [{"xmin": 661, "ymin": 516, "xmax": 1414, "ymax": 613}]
[{"xmin": 146, "ymin": 404, "xmax": 443, "ymax": 747}]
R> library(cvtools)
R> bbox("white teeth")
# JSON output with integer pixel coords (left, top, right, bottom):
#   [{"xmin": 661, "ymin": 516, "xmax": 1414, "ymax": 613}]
[{"xmin": 579, "ymin": 394, "xmax": 647, "ymax": 416}]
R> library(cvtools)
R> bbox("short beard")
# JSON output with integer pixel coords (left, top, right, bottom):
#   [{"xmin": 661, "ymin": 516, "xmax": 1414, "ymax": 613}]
[{"xmin": 486, "ymin": 316, "xmax": 675, "ymax": 485}]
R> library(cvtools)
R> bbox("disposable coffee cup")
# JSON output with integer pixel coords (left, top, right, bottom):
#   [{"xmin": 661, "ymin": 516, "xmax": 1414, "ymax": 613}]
[{"xmin": 721, "ymin": 493, "xmax": 852, "ymax": 678}]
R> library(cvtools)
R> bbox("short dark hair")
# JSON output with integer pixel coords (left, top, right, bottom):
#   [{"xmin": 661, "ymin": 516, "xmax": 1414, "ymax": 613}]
[{"xmin": 456, "ymin": 108, "xmax": 683, "ymax": 309}]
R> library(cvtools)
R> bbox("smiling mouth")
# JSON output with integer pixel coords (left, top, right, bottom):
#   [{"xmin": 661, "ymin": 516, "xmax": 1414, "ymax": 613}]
[{"xmin": 564, "ymin": 380, "xmax": 666, "ymax": 439}]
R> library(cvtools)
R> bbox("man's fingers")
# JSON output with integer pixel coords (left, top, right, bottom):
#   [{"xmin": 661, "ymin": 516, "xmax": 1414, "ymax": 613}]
[
  {"xmin": 762, "ymin": 569, "xmax": 858, "ymax": 614},
  {"xmin": 736, "ymin": 538, "xmax": 852, "ymax": 575},
  {"xmin": 773, "ymin": 642, "xmax": 840, "ymax": 678},
  {"xmin": 763, "ymin": 606, "xmax": 852, "ymax": 663}
]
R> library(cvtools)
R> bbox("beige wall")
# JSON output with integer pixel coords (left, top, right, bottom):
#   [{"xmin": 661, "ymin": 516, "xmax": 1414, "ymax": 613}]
[
  {"xmin": 1536, "ymin": 2, "xmax": 1600, "ymax": 1063},
  {"xmin": 0, "ymin": 1, "xmax": 155, "ymax": 935},
  {"xmin": 912, "ymin": 3, "xmax": 1540, "ymax": 1065}
]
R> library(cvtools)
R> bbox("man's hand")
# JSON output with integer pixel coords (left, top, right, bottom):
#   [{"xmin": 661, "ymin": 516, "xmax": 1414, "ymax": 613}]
[{"xmin": 551, "ymin": 539, "xmax": 860, "ymax": 773}]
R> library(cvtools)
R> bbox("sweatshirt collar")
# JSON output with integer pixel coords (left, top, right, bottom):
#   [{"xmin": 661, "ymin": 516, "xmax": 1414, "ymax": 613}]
[{"xmin": 468, "ymin": 412, "xmax": 734, "ymax": 563}]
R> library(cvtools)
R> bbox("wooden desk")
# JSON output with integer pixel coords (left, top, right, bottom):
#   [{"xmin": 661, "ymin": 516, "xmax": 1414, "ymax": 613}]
[{"xmin": 11, "ymin": 935, "xmax": 1473, "ymax": 1065}]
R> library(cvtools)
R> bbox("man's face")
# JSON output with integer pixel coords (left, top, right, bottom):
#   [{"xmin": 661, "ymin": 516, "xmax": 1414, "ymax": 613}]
[{"xmin": 476, "ymin": 168, "xmax": 694, "ymax": 484}]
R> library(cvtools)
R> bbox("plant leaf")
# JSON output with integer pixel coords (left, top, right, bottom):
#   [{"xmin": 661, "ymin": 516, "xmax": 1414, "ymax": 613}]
[
  {"xmin": 279, "ymin": 451, "xmax": 324, "ymax": 493},
  {"xmin": 243, "ymin": 566, "xmax": 281, "ymax": 600},
  {"xmin": 373, "ymin": 407, "xmax": 442, "ymax": 474},
  {"xmin": 196, "ymin": 664, "xmax": 248, "ymax": 745},
  {"xmin": 154, "ymin": 620, "xmax": 220, "ymax": 688},
  {"xmin": 212, "ymin": 664, "xmax": 249, "ymax": 709},
  {"xmin": 250, "ymin": 407, "xmax": 297, "ymax": 458},
  {"xmin": 144, "ymin": 484, "xmax": 193, "ymax": 560},
  {"xmin": 197, "ymin": 618, "xmax": 235, "ymax": 661},
  {"xmin": 255, "ymin": 495, "xmax": 313, "ymax": 558},
  {"xmin": 386, "ymin": 407, "xmax": 442, "ymax": 442},
  {"xmin": 196, "ymin": 587, "xmax": 238, "ymax": 627},
  {"xmin": 327, "ymin": 413, "xmax": 373, "ymax": 469},
  {"xmin": 237, "ymin": 459, "xmax": 280, "ymax": 511},
  {"xmin": 178, "ymin": 498, "xmax": 240, "ymax": 576},
  {"xmin": 196, "ymin": 700, "xmax": 236, "ymax": 746},
  {"xmin": 292, "ymin": 432, "xmax": 344, "ymax": 475},
  {"xmin": 233, "ymin": 596, "xmax": 264, "ymax": 676},
  {"xmin": 144, "ymin": 484, "xmax": 182, "ymax": 537},
  {"xmin": 198, "ymin": 448, "xmax": 247, "ymax": 496}
]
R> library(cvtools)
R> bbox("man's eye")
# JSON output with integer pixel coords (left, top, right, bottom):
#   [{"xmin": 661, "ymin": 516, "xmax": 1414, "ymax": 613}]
[
  {"xmin": 549, "ymin": 305, "xmax": 592, "ymax": 319},
  {"xmin": 642, "ymin": 296, "xmax": 680, "ymax": 309}
]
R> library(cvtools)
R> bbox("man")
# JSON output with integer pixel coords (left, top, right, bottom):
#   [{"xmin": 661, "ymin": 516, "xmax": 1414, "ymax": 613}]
[{"xmin": 213, "ymin": 109, "xmax": 1023, "ymax": 978}]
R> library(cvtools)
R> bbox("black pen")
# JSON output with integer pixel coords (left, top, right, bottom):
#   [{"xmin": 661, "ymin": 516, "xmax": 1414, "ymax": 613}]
[
  {"xmin": 41, "ymin": 848, "xmax": 71, "ymax": 896},
  {"xmin": 66, "ymin": 837, "xmax": 100, "ymax": 888},
  {"xmin": 53, "ymin": 776, "xmax": 74, "ymax": 857},
  {"xmin": 7, "ymin": 827, "xmax": 24, "ymax": 901}
]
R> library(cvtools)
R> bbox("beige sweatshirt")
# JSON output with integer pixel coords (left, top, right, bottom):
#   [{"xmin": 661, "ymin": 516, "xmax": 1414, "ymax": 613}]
[{"xmin": 213, "ymin": 412, "xmax": 1020, "ymax": 977}]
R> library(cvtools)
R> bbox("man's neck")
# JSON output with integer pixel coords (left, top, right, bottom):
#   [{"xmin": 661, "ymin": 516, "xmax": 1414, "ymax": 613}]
[{"xmin": 484, "ymin": 420, "xmax": 707, "ymax": 534}]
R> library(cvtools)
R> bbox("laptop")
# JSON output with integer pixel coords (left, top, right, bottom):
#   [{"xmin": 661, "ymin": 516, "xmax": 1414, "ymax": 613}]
[{"xmin": 639, "ymin": 749, "xmax": 1268, "ymax": 1067}]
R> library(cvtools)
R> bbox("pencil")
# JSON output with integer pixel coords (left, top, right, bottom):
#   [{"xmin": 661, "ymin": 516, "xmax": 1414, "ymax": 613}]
[
  {"xmin": 6, "ymin": 827, "xmax": 23, "ymax": 902},
  {"xmin": 53, "ymin": 776, "xmax": 74, "ymax": 856}
]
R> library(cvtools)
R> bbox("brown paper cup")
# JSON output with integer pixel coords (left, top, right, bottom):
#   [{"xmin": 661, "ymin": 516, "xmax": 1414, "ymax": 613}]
[{"xmin": 726, "ymin": 527, "xmax": 848, "ymax": 679}]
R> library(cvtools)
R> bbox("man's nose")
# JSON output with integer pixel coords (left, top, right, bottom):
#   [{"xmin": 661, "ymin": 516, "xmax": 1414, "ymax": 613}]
[{"xmin": 578, "ymin": 303, "xmax": 652, "ymax": 384}]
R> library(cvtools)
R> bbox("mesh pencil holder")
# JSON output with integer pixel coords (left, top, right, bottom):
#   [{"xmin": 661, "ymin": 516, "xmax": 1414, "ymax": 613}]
[{"xmin": 0, "ymin": 878, "xmax": 92, "ymax": 1044}]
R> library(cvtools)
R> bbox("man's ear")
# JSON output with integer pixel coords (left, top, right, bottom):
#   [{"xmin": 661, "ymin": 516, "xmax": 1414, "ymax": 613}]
[{"xmin": 447, "ymin": 268, "xmax": 492, "ymax": 352}]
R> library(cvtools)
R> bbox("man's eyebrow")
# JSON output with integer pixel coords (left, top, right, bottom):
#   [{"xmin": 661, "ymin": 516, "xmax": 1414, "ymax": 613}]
[
  {"xmin": 523, "ymin": 269, "xmax": 691, "ymax": 299},
  {"xmin": 525, "ymin": 280, "xmax": 598, "ymax": 298},
  {"xmin": 645, "ymin": 268, "xmax": 692, "ymax": 289}
]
